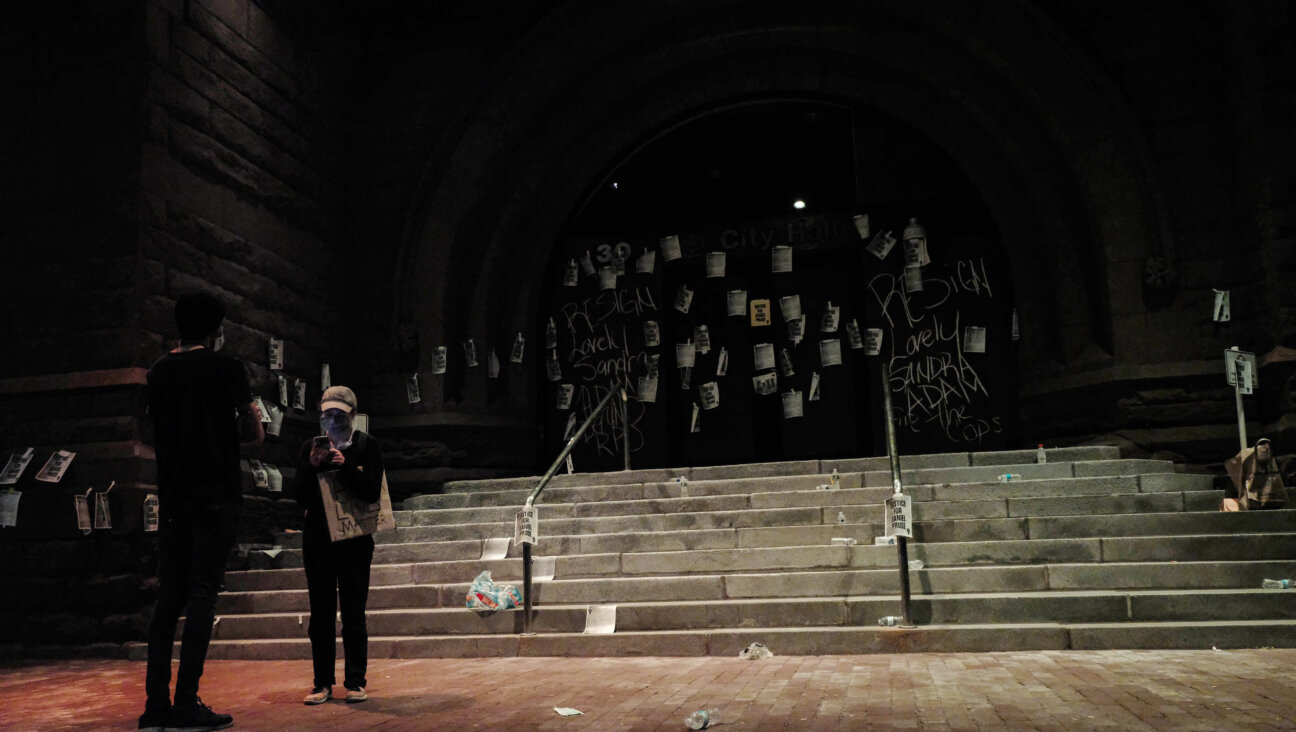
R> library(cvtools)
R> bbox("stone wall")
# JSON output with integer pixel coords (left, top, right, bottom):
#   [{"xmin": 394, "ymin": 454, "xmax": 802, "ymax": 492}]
[{"xmin": 0, "ymin": 0, "xmax": 361, "ymax": 654}]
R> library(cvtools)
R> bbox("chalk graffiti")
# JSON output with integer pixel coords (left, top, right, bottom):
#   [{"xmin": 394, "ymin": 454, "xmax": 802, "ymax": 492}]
[
  {"xmin": 868, "ymin": 258, "xmax": 1004, "ymax": 444},
  {"xmin": 572, "ymin": 383, "xmax": 647, "ymax": 457}
]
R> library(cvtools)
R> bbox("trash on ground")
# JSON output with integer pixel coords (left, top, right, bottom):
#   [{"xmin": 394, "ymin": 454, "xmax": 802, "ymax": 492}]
[
  {"xmin": 997, "ymin": 473, "xmax": 1019, "ymax": 482},
  {"xmin": 907, "ymin": 559, "xmax": 924, "ymax": 570},
  {"xmin": 830, "ymin": 537, "xmax": 857, "ymax": 546},
  {"xmin": 738, "ymin": 642, "xmax": 773, "ymax": 659},
  {"xmin": 1262, "ymin": 579, "xmax": 1291, "ymax": 589},
  {"xmin": 873, "ymin": 536, "xmax": 896, "ymax": 546},
  {"xmin": 684, "ymin": 708, "xmax": 720, "ymax": 729},
  {"xmin": 553, "ymin": 707, "xmax": 584, "ymax": 717},
  {"xmin": 465, "ymin": 570, "xmax": 521, "ymax": 611},
  {"xmin": 878, "ymin": 616, "xmax": 900, "ymax": 626}
]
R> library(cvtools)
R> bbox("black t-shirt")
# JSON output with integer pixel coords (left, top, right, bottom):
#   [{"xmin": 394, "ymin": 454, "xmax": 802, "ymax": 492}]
[{"xmin": 147, "ymin": 348, "xmax": 253, "ymax": 517}]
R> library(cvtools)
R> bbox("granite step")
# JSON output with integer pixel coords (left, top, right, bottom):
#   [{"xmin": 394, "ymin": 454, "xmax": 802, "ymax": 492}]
[
  {"xmin": 401, "ymin": 472, "xmax": 1214, "ymax": 513},
  {"xmin": 196, "ymin": 588, "xmax": 1296, "ymax": 642},
  {"xmin": 217, "ymin": 559, "xmax": 1296, "ymax": 614},
  {"xmin": 430, "ymin": 446, "xmax": 1124, "ymax": 495},
  {"xmin": 188, "ymin": 618, "xmax": 1296, "ymax": 660},
  {"xmin": 229, "ymin": 532, "xmax": 1296, "ymax": 591}
]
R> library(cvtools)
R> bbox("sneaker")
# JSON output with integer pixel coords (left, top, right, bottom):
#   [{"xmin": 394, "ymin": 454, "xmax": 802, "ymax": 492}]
[
  {"xmin": 345, "ymin": 687, "xmax": 368, "ymax": 703},
  {"xmin": 304, "ymin": 686, "xmax": 332, "ymax": 705},
  {"xmin": 137, "ymin": 705, "xmax": 168, "ymax": 732},
  {"xmin": 169, "ymin": 697, "xmax": 233, "ymax": 731}
]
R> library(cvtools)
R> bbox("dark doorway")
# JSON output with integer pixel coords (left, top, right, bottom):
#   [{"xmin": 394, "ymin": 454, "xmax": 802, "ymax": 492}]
[{"xmin": 539, "ymin": 100, "xmax": 1015, "ymax": 471}]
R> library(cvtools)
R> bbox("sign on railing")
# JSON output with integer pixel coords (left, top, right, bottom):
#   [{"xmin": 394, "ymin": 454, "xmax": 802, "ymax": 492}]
[
  {"xmin": 515, "ymin": 505, "xmax": 538, "ymax": 546},
  {"xmin": 885, "ymin": 493, "xmax": 913, "ymax": 538}
]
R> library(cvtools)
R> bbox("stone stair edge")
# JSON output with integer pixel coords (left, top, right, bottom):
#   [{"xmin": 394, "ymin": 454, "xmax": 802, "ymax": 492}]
[
  {"xmin": 228, "ymin": 530, "xmax": 1296, "ymax": 581},
  {"xmin": 220, "ymin": 557, "xmax": 1296, "ymax": 599},
  {"xmin": 397, "ymin": 479, "xmax": 1215, "ymax": 517},
  {"xmin": 269, "ymin": 507, "xmax": 1296, "ymax": 554},
  {"xmin": 434, "ymin": 446, "xmax": 1128, "ymax": 492}
]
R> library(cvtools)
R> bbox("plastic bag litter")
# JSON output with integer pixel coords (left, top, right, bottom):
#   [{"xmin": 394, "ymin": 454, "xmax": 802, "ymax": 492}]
[
  {"xmin": 465, "ymin": 570, "xmax": 521, "ymax": 611},
  {"xmin": 739, "ymin": 642, "xmax": 774, "ymax": 659}
]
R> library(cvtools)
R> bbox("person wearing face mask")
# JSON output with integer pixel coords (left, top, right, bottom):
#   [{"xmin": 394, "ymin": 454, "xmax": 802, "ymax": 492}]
[{"xmin": 293, "ymin": 385, "xmax": 383, "ymax": 706}]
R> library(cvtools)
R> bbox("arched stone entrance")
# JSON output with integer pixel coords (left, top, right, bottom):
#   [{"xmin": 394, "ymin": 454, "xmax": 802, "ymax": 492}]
[
  {"xmin": 538, "ymin": 99, "xmax": 1017, "ymax": 469},
  {"xmin": 385, "ymin": 0, "xmax": 1167, "ymax": 468}
]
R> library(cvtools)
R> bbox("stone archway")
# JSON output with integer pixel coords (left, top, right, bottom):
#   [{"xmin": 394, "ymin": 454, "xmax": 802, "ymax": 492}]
[{"xmin": 387, "ymin": 0, "xmax": 1168, "ymax": 458}]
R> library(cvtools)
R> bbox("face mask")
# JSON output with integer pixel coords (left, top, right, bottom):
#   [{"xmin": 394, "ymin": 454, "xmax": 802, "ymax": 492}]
[{"xmin": 320, "ymin": 410, "xmax": 353, "ymax": 450}]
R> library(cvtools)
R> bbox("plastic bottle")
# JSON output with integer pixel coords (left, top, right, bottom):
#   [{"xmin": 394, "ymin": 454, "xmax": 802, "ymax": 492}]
[
  {"xmin": 997, "ymin": 473, "xmax": 1017, "ymax": 482},
  {"xmin": 684, "ymin": 709, "xmax": 720, "ymax": 730},
  {"xmin": 830, "ymin": 468, "xmax": 840, "ymax": 489},
  {"xmin": 1262, "ymin": 579, "xmax": 1291, "ymax": 589},
  {"xmin": 878, "ymin": 616, "xmax": 900, "ymax": 626},
  {"xmin": 1036, "ymin": 443, "xmax": 1047, "ymax": 464}
]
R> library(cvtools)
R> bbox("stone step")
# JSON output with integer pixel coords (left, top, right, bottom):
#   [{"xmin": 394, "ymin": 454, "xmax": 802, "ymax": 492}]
[
  {"xmin": 197, "ymin": 588, "xmax": 1296, "ymax": 642},
  {"xmin": 190, "ymin": 618, "xmax": 1296, "ymax": 660},
  {"xmin": 859, "ymin": 459, "xmax": 1174, "ymax": 488},
  {"xmin": 227, "ymin": 532, "xmax": 1296, "ymax": 592},
  {"xmin": 434, "ymin": 446, "xmax": 1124, "ymax": 494},
  {"xmin": 389, "ymin": 491, "xmax": 1225, "ymax": 542},
  {"xmin": 217, "ymin": 559, "xmax": 1296, "ymax": 614},
  {"xmin": 267, "ymin": 506, "xmax": 1296, "ymax": 554},
  {"xmin": 401, "ymin": 472, "xmax": 1214, "ymax": 514}
]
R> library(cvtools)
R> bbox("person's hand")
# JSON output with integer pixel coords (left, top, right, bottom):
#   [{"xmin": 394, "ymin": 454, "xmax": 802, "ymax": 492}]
[
  {"xmin": 328, "ymin": 448, "xmax": 345, "ymax": 466},
  {"xmin": 309, "ymin": 445, "xmax": 332, "ymax": 467}
]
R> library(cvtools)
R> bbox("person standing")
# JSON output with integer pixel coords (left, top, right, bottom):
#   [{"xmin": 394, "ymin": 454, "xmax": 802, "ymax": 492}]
[
  {"xmin": 294, "ymin": 385, "xmax": 383, "ymax": 705},
  {"xmin": 141, "ymin": 292, "xmax": 264, "ymax": 732}
]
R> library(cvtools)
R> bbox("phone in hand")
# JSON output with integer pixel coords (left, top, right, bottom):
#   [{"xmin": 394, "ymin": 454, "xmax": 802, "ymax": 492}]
[{"xmin": 312, "ymin": 435, "xmax": 331, "ymax": 451}]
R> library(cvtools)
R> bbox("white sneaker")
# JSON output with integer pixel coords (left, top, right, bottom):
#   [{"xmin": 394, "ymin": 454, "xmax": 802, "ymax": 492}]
[
  {"xmin": 345, "ymin": 687, "xmax": 368, "ymax": 703},
  {"xmin": 303, "ymin": 687, "xmax": 332, "ymax": 705}
]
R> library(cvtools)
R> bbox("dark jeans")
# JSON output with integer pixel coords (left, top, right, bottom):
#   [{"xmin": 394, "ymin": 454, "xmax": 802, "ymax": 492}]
[
  {"xmin": 303, "ymin": 523, "xmax": 374, "ymax": 689},
  {"xmin": 145, "ymin": 505, "xmax": 239, "ymax": 708}
]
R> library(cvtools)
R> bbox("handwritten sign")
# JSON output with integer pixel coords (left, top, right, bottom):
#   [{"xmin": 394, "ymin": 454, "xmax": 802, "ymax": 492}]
[
  {"xmin": 1225, "ymin": 348, "xmax": 1257, "ymax": 395},
  {"xmin": 885, "ymin": 493, "xmax": 912, "ymax": 538},
  {"xmin": 317, "ymin": 470, "xmax": 396, "ymax": 543},
  {"xmin": 514, "ymin": 505, "xmax": 538, "ymax": 546}
]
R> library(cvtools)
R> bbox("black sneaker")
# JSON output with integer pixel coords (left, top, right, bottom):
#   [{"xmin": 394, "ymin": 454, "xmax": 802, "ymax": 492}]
[
  {"xmin": 137, "ymin": 705, "xmax": 168, "ymax": 732},
  {"xmin": 169, "ymin": 697, "xmax": 233, "ymax": 731}
]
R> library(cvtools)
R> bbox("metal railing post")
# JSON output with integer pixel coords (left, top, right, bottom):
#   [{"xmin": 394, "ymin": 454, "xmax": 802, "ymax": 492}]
[
  {"xmin": 621, "ymin": 385, "xmax": 631, "ymax": 472},
  {"xmin": 522, "ymin": 539, "xmax": 534, "ymax": 635},
  {"xmin": 880, "ymin": 364, "xmax": 915, "ymax": 628},
  {"xmin": 517, "ymin": 379, "xmax": 625, "ymax": 636}
]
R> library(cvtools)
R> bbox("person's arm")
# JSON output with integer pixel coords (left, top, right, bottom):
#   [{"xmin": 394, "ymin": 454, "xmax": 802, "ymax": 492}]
[
  {"xmin": 238, "ymin": 401, "xmax": 265, "ymax": 446},
  {"xmin": 336, "ymin": 434, "xmax": 383, "ymax": 503},
  {"xmin": 293, "ymin": 438, "xmax": 319, "ymax": 506},
  {"xmin": 228, "ymin": 358, "xmax": 263, "ymax": 446}
]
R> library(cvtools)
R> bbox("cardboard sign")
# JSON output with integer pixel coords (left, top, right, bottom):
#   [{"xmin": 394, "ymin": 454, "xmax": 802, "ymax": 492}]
[
  {"xmin": 317, "ymin": 470, "xmax": 396, "ymax": 543},
  {"xmin": 750, "ymin": 299, "xmax": 772, "ymax": 327}
]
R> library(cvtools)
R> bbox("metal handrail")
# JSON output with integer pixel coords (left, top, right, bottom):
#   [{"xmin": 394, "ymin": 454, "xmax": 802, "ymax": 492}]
[
  {"xmin": 879, "ymin": 364, "xmax": 916, "ymax": 628},
  {"xmin": 520, "ymin": 378, "xmax": 627, "ymax": 634}
]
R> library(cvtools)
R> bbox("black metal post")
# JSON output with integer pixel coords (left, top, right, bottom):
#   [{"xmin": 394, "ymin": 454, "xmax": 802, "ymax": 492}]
[
  {"xmin": 522, "ymin": 541, "xmax": 534, "ymax": 635},
  {"xmin": 621, "ymin": 386, "xmax": 631, "ymax": 472},
  {"xmin": 880, "ymin": 364, "xmax": 915, "ymax": 628}
]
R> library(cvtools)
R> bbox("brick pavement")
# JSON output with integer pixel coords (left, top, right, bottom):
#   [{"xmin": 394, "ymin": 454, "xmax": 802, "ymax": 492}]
[{"xmin": 1, "ymin": 650, "xmax": 1294, "ymax": 731}]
